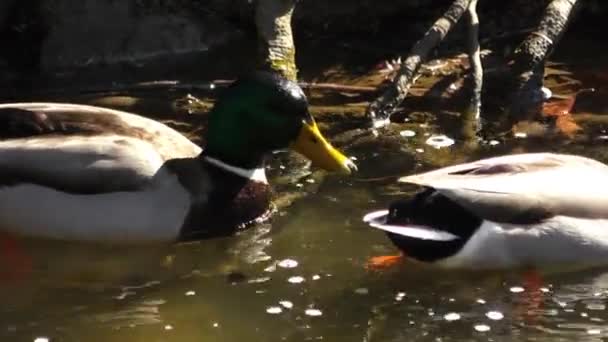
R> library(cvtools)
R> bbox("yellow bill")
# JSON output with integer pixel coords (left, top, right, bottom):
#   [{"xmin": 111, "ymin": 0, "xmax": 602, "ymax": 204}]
[{"xmin": 291, "ymin": 121, "xmax": 356, "ymax": 174}]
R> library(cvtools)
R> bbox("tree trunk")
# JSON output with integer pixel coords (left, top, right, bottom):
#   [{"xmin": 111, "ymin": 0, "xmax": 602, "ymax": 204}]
[
  {"xmin": 507, "ymin": 0, "xmax": 579, "ymax": 120},
  {"xmin": 255, "ymin": 0, "xmax": 298, "ymax": 81}
]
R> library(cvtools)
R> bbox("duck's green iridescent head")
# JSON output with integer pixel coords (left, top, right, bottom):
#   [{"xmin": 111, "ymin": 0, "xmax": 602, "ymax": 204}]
[{"xmin": 205, "ymin": 71, "xmax": 356, "ymax": 174}]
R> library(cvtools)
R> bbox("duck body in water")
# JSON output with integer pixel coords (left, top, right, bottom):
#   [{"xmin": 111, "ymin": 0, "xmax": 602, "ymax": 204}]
[
  {"xmin": 364, "ymin": 153, "xmax": 608, "ymax": 270},
  {"xmin": 0, "ymin": 71, "xmax": 356, "ymax": 244}
]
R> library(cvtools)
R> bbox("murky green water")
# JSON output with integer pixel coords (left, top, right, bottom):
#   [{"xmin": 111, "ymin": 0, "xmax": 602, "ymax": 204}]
[{"xmin": 2, "ymin": 44, "xmax": 608, "ymax": 341}]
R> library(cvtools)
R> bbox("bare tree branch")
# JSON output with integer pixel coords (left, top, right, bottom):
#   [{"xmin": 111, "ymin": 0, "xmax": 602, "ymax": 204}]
[
  {"xmin": 508, "ymin": 0, "xmax": 579, "ymax": 120},
  {"xmin": 366, "ymin": 0, "xmax": 472, "ymax": 124},
  {"xmin": 461, "ymin": 0, "xmax": 482, "ymax": 139}
]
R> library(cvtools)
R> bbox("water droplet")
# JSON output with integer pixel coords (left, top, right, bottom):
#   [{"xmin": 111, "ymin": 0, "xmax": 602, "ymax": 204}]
[
  {"xmin": 443, "ymin": 312, "xmax": 461, "ymax": 321},
  {"xmin": 400, "ymin": 130, "xmax": 416, "ymax": 137},
  {"xmin": 372, "ymin": 118, "xmax": 391, "ymax": 129},
  {"xmin": 185, "ymin": 290, "xmax": 196, "ymax": 296},
  {"xmin": 279, "ymin": 301, "xmax": 293, "ymax": 309},
  {"xmin": 305, "ymin": 309, "xmax": 323, "ymax": 317},
  {"xmin": 587, "ymin": 328, "xmax": 601, "ymax": 335},
  {"xmin": 486, "ymin": 311, "xmax": 504, "ymax": 320},
  {"xmin": 312, "ymin": 275, "xmax": 321, "ymax": 280},
  {"xmin": 474, "ymin": 324, "xmax": 491, "ymax": 332},
  {"xmin": 288, "ymin": 276, "xmax": 305, "ymax": 284},
  {"xmin": 354, "ymin": 288, "xmax": 369, "ymax": 295},
  {"xmin": 164, "ymin": 325, "xmax": 173, "ymax": 331},
  {"xmin": 509, "ymin": 286, "xmax": 525, "ymax": 293},
  {"xmin": 278, "ymin": 259, "xmax": 298, "ymax": 268},
  {"xmin": 248, "ymin": 277, "xmax": 271, "ymax": 284},
  {"xmin": 541, "ymin": 87, "xmax": 553, "ymax": 100},
  {"xmin": 425, "ymin": 135, "xmax": 455, "ymax": 149},
  {"xmin": 266, "ymin": 306, "xmax": 283, "ymax": 314},
  {"xmin": 212, "ymin": 322, "xmax": 219, "ymax": 328}
]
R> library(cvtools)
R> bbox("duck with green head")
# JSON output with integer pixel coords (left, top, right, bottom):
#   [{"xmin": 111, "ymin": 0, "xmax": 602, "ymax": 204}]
[{"xmin": 0, "ymin": 71, "xmax": 356, "ymax": 244}]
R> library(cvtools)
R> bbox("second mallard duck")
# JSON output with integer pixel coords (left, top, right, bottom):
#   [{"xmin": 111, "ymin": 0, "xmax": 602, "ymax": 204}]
[
  {"xmin": 364, "ymin": 153, "xmax": 608, "ymax": 270},
  {"xmin": 0, "ymin": 71, "xmax": 356, "ymax": 244}
]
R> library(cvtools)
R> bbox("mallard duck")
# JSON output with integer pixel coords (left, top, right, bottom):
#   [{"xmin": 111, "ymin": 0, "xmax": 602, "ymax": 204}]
[
  {"xmin": 0, "ymin": 71, "xmax": 356, "ymax": 244},
  {"xmin": 364, "ymin": 153, "xmax": 608, "ymax": 270}
]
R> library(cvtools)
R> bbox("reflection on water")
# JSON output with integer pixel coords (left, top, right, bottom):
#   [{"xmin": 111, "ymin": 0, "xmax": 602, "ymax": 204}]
[{"xmin": 2, "ymin": 53, "xmax": 608, "ymax": 342}]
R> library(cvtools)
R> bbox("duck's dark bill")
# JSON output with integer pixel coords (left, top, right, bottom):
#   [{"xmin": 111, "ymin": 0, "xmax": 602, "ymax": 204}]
[{"xmin": 363, "ymin": 210, "xmax": 459, "ymax": 242}]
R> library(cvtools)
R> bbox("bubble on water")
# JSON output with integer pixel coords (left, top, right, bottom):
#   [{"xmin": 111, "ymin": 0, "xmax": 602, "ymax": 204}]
[
  {"xmin": 443, "ymin": 312, "xmax": 461, "ymax": 321},
  {"xmin": 305, "ymin": 309, "xmax": 323, "ymax": 317},
  {"xmin": 312, "ymin": 275, "xmax": 321, "ymax": 280},
  {"xmin": 288, "ymin": 276, "xmax": 305, "ymax": 284},
  {"xmin": 278, "ymin": 259, "xmax": 298, "ymax": 268},
  {"xmin": 354, "ymin": 288, "xmax": 369, "ymax": 295},
  {"xmin": 266, "ymin": 306, "xmax": 283, "ymax": 314},
  {"xmin": 486, "ymin": 311, "xmax": 504, "ymax": 320},
  {"xmin": 400, "ymin": 130, "xmax": 416, "ymax": 137},
  {"xmin": 474, "ymin": 324, "xmax": 491, "ymax": 332},
  {"xmin": 185, "ymin": 290, "xmax": 196, "ymax": 296},
  {"xmin": 509, "ymin": 286, "xmax": 525, "ymax": 293},
  {"xmin": 587, "ymin": 328, "xmax": 601, "ymax": 335},
  {"xmin": 514, "ymin": 132, "xmax": 527, "ymax": 139},
  {"xmin": 425, "ymin": 135, "xmax": 455, "ymax": 149},
  {"xmin": 395, "ymin": 292, "xmax": 406, "ymax": 301},
  {"xmin": 587, "ymin": 303, "xmax": 606, "ymax": 311},
  {"xmin": 212, "ymin": 322, "xmax": 219, "ymax": 328},
  {"xmin": 476, "ymin": 299, "xmax": 486, "ymax": 304},
  {"xmin": 279, "ymin": 301, "xmax": 294, "ymax": 309},
  {"xmin": 164, "ymin": 325, "xmax": 173, "ymax": 331}
]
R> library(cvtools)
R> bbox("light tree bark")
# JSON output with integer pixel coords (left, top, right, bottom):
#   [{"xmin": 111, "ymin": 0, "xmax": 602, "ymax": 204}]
[
  {"xmin": 255, "ymin": 0, "xmax": 298, "ymax": 81},
  {"xmin": 461, "ymin": 0, "xmax": 482, "ymax": 139},
  {"xmin": 508, "ymin": 0, "xmax": 579, "ymax": 120}
]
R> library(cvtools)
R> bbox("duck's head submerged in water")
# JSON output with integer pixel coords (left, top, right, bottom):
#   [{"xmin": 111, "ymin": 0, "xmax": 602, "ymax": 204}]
[{"xmin": 364, "ymin": 153, "xmax": 608, "ymax": 270}]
